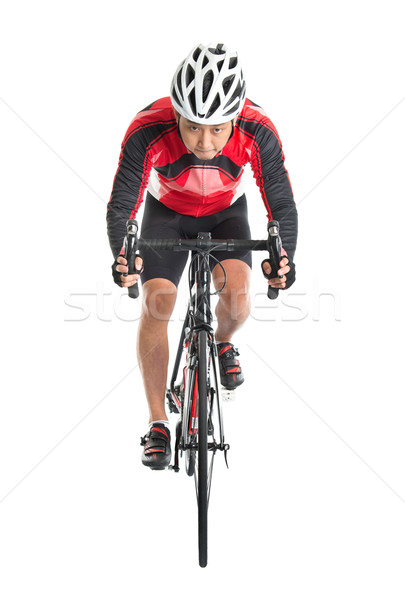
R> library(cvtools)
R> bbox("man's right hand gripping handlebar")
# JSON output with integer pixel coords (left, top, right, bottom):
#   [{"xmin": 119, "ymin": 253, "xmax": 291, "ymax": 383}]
[
  {"xmin": 261, "ymin": 220, "xmax": 296, "ymax": 299},
  {"xmin": 112, "ymin": 219, "xmax": 144, "ymax": 298}
]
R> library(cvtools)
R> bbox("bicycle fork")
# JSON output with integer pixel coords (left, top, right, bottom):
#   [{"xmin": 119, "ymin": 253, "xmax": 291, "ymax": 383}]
[{"xmin": 167, "ymin": 332, "xmax": 230, "ymax": 474}]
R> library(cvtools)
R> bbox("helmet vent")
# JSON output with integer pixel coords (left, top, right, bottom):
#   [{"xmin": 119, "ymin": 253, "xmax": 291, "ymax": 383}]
[
  {"xmin": 202, "ymin": 55, "xmax": 209, "ymax": 68},
  {"xmin": 222, "ymin": 74, "xmax": 234, "ymax": 95},
  {"xmin": 188, "ymin": 88, "xmax": 196, "ymax": 115},
  {"xmin": 229, "ymin": 57, "xmax": 238, "ymax": 69},
  {"xmin": 203, "ymin": 70, "xmax": 214, "ymax": 102},
  {"xmin": 193, "ymin": 47, "xmax": 202, "ymax": 61},
  {"xmin": 186, "ymin": 64, "xmax": 195, "ymax": 87},
  {"xmin": 206, "ymin": 93, "xmax": 221, "ymax": 119},
  {"xmin": 224, "ymin": 80, "xmax": 245, "ymax": 110},
  {"xmin": 172, "ymin": 88, "xmax": 181, "ymax": 107},
  {"xmin": 177, "ymin": 70, "xmax": 184, "ymax": 99}
]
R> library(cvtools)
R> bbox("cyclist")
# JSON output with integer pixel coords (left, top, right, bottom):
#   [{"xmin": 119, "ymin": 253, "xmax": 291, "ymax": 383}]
[{"xmin": 107, "ymin": 43, "xmax": 298, "ymax": 469}]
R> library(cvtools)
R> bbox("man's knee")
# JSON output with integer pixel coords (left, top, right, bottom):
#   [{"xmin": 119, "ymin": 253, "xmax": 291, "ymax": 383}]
[
  {"xmin": 221, "ymin": 287, "xmax": 251, "ymax": 320},
  {"xmin": 213, "ymin": 261, "xmax": 251, "ymax": 320},
  {"xmin": 142, "ymin": 279, "xmax": 177, "ymax": 321},
  {"xmin": 214, "ymin": 261, "xmax": 250, "ymax": 295}
]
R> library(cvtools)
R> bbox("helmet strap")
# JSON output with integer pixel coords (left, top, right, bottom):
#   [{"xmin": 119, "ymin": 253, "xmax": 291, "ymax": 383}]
[
  {"xmin": 227, "ymin": 120, "xmax": 235, "ymax": 143},
  {"xmin": 176, "ymin": 115, "xmax": 184, "ymax": 143}
]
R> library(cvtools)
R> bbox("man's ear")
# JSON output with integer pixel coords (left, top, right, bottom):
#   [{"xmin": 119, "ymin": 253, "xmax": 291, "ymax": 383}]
[{"xmin": 173, "ymin": 109, "xmax": 179, "ymax": 123}]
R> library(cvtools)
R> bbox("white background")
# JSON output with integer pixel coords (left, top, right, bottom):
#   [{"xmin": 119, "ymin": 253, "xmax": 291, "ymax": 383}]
[{"xmin": 1, "ymin": 0, "xmax": 405, "ymax": 597}]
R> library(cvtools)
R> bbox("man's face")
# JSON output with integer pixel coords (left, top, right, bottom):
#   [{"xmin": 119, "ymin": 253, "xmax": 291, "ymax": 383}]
[{"xmin": 176, "ymin": 113, "xmax": 234, "ymax": 161}]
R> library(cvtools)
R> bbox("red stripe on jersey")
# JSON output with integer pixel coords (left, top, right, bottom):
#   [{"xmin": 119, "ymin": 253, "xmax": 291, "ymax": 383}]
[
  {"xmin": 239, "ymin": 115, "xmax": 281, "ymax": 147},
  {"xmin": 123, "ymin": 119, "xmax": 176, "ymax": 145},
  {"xmin": 126, "ymin": 124, "xmax": 178, "ymax": 216}
]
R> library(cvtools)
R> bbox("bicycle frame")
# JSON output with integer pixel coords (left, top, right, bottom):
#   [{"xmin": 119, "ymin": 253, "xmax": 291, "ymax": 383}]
[{"xmin": 166, "ymin": 237, "xmax": 227, "ymax": 478}]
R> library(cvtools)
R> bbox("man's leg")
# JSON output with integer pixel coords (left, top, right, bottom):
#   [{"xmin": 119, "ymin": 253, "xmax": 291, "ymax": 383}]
[
  {"xmin": 136, "ymin": 278, "xmax": 177, "ymax": 423},
  {"xmin": 212, "ymin": 259, "xmax": 251, "ymax": 342},
  {"xmin": 211, "ymin": 259, "xmax": 250, "ymax": 390}
]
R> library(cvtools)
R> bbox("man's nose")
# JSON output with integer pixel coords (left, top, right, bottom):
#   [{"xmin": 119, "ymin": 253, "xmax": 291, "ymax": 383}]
[{"xmin": 197, "ymin": 130, "xmax": 212, "ymax": 149}]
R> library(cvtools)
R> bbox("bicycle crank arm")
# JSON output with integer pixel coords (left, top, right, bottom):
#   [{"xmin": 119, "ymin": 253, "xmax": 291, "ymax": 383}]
[{"xmin": 169, "ymin": 420, "xmax": 182, "ymax": 473}]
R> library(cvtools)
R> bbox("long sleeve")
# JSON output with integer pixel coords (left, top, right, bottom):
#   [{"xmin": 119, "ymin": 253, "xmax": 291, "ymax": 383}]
[
  {"xmin": 106, "ymin": 125, "xmax": 152, "ymax": 258},
  {"xmin": 250, "ymin": 121, "xmax": 298, "ymax": 259}
]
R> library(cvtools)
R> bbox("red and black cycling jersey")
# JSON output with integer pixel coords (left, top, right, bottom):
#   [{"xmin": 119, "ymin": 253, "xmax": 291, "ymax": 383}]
[{"xmin": 107, "ymin": 97, "xmax": 298, "ymax": 259}]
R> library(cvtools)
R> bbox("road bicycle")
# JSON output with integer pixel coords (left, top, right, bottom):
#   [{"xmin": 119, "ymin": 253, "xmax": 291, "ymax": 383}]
[{"xmin": 123, "ymin": 219, "xmax": 282, "ymax": 567}]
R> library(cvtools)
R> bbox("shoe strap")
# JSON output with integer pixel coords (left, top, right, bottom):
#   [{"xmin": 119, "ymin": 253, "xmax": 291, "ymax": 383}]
[
  {"xmin": 220, "ymin": 352, "xmax": 240, "ymax": 363},
  {"xmin": 140, "ymin": 426, "xmax": 170, "ymax": 447}
]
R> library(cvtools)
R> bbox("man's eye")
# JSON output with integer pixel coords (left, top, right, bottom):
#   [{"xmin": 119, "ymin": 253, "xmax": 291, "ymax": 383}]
[
  {"xmin": 191, "ymin": 126, "xmax": 199, "ymax": 131},
  {"xmin": 214, "ymin": 128, "xmax": 222, "ymax": 134}
]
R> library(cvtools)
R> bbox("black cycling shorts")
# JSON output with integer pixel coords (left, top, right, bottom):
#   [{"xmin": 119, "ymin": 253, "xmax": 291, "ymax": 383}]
[{"xmin": 140, "ymin": 192, "xmax": 252, "ymax": 288}]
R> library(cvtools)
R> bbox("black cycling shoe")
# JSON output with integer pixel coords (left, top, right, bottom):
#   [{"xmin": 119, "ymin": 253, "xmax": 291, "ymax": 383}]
[
  {"xmin": 217, "ymin": 342, "xmax": 244, "ymax": 390},
  {"xmin": 140, "ymin": 423, "xmax": 171, "ymax": 470}
]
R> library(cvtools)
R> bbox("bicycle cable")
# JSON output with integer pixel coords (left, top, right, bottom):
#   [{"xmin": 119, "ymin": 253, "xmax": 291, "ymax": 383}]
[
  {"xmin": 187, "ymin": 247, "xmax": 228, "ymax": 295},
  {"xmin": 187, "ymin": 248, "xmax": 227, "ymax": 325}
]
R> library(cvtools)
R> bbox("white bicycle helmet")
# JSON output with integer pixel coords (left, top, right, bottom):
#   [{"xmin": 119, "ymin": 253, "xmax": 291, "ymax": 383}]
[{"xmin": 170, "ymin": 43, "xmax": 246, "ymax": 124}]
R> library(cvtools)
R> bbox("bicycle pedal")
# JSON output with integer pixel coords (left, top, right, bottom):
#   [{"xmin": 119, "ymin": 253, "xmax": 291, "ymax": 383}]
[{"xmin": 221, "ymin": 388, "xmax": 236, "ymax": 402}]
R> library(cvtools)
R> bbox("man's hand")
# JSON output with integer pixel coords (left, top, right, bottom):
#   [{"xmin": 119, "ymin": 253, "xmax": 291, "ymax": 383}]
[
  {"xmin": 112, "ymin": 255, "xmax": 144, "ymax": 287},
  {"xmin": 262, "ymin": 256, "xmax": 295, "ymax": 289}
]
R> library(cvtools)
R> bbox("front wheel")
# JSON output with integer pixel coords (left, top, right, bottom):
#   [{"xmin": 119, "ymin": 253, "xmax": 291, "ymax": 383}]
[{"xmin": 197, "ymin": 331, "xmax": 209, "ymax": 568}]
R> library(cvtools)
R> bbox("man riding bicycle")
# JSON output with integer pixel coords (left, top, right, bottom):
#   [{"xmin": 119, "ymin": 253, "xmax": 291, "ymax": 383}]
[{"xmin": 107, "ymin": 43, "xmax": 298, "ymax": 470}]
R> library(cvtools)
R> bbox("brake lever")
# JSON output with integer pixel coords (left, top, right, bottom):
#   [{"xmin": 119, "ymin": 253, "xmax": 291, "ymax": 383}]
[
  {"xmin": 262, "ymin": 220, "xmax": 283, "ymax": 300},
  {"xmin": 123, "ymin": 219, "xmax": 140, "ymax": 299}
]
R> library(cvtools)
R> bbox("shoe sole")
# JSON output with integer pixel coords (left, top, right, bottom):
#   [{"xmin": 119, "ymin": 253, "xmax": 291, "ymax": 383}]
[{"xmin": 142, "ymin": 455, "xmax": 171, "ymax": 471}]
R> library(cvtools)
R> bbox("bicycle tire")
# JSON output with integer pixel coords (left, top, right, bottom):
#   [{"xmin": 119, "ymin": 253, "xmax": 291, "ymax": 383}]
[
  {"xmin": 183, "ymin": 365, "xmax": 197, "ymax": 477},
  {"xmin": 197, "ymin": 330, "xmax": 209, "ymax": 568}
]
